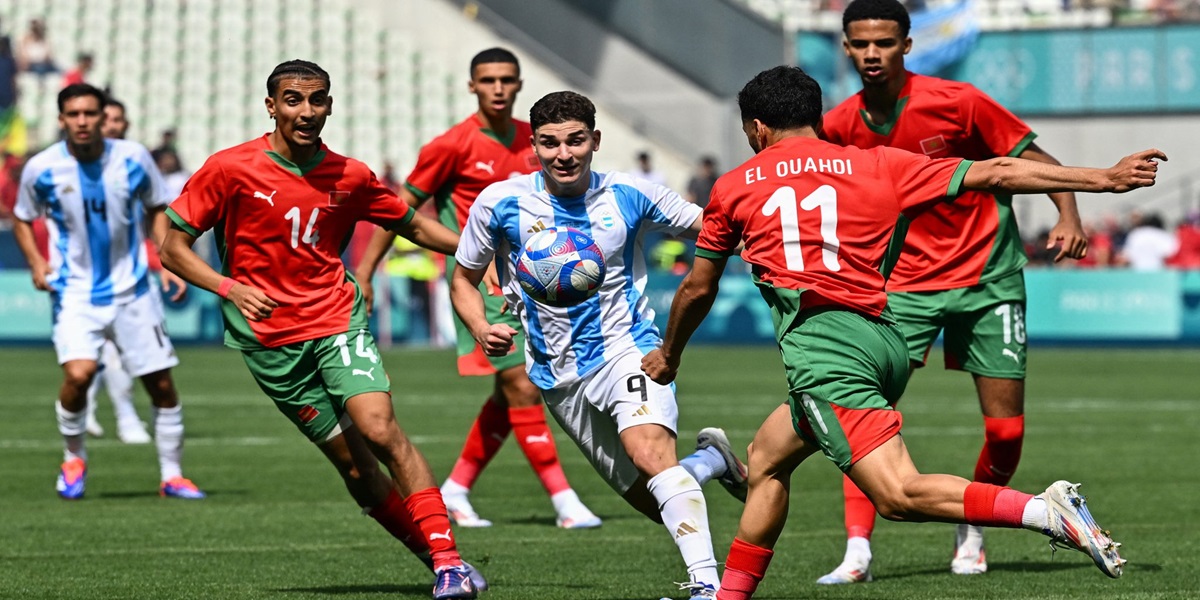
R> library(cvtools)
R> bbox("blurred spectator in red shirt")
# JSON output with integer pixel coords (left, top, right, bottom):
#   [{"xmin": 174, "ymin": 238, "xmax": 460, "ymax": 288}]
[
  {"xmin": 1167, "ymin": 211, "xmax": 1200, "ymax": 268},
  {"xmin": 60, "ymin": 52, "xmax": 93, "ymax": 88}
]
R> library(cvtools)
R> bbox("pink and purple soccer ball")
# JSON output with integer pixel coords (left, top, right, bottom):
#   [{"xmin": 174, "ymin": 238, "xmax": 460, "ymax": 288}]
[{"xmin": 516, "ymin": 227, "xmax": 606, "ymax": 307}]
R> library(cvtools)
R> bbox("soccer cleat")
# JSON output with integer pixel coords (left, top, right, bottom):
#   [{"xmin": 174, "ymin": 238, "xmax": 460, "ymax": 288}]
[
  {"xmin": 660, "ymin": 581, "xmax": 717, "ymax": 599},
  {"xmin": 85, "ymin": 413, "xmax": 105, "ymax": 438},
  {"xmin": 117, "ymin": 422, "xmax": 152, "ymax": 445},
  {"xmin": 1040, "ymin": 481, "xmax": 1124, "ymax": 578},
  {"xmin": 160, "ymin": 477, "xmax": 206, "ymax": 499},
  {"xmin": 432, "ymin": 565, "xmax": 478, "ymax": 599},
  {"xmin": 442, "ymin": 491, "xmax": 493, "ymax": 528},
  {"xmin": 816, "ymin": 558, "xmax": 873, "ymax": 584},
  {"xmin": 951, "ymin": 523, "xmax": 988, "ymax": 575},
  {"xmin": 556, "ymin": 501, "xmax": 602, "ymax": 529},
  {"xmin": 460, "ymin": 560, "xmax": 489, "ymax": 592},
  {"xmin": 56, "ymin": 458, "xmax": 87, "ymax": 500},
  {"xmin": 696, "ymin": 427, "xmax": 748, "ymax": 502}
]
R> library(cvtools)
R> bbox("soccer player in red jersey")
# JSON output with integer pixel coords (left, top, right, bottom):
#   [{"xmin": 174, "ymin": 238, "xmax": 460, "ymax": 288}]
[
  {"xmin": 355, "ymin": 48, "xmax": 599, "ymax": 529},
  {"xmin": 643, "ymin": 66, "xmax": 1162, "ymax": 599},
  {"xmin": 159, "ymin": 60, "xmax": 480, "ymax": 600},
  {"xmin": 816, "ymin": 0, "xmax": 1093, "ymax": 581}
]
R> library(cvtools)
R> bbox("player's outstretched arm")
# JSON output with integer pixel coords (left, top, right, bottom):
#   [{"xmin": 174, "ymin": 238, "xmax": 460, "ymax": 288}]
[
  {"xmin": 388, "ymin": 211, "xmax": 459, "ymax": 256},
  {"xmin": 149, "ymin": 208, "xmax": 188, "ymax": 301},
  {"xmin": 1020, "ymin": 143, "xmax": 1087, "ymax": 262},
  {"xmin": 352, "ymin": 226, "xmax": 399, "ymax": 316},
  {"xmin": 450, "ymin": 264, "xmax": 515, "ymax": 356},
  {"xmin": 160, "ymin": 227, "xmax": 278, "ymax": 322},
  {"xmin": 642, "ymin": 255, "xmax": 727, "ymax": 385},
  {"xmin": 12, "ymin": 219, "xmax": 52, "ymax": 291},
  {"xmin": 963, "ymin": 149, "xmax": 1166, "ymax": 195}
]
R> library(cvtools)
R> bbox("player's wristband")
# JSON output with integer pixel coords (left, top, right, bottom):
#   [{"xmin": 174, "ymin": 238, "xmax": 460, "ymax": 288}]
[{"xmin": 217, "ymin": 278, "xmax": 237, "ymax": 299}]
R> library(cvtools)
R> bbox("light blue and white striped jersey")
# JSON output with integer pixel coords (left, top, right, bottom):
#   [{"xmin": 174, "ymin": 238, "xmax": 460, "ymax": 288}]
[
  {"xmin": 456, "ymin": 170, "xmax": 702, "ymax": 389},
  {"xmin": 15, "ymin": 139, "xmax": 169, "ymax": 305}
]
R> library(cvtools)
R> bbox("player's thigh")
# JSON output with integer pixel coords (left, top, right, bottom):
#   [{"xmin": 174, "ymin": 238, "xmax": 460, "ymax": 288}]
[
  {"xmin": 453, "ymin": 282, "xmax": 526, "ymax": 376},
  {"xmin": 112, "ymin": 291, "xmax": 180, "ymax": 377},
  {"xmin": 943, "ymin": 272, "xmax": 1027, "ymax": 379},
  {"xmin": 542, "ymin": 378, "xmax": 642, "ymax": 496},
  {"xmin": 242, "ymin": 342, "xmax": 349, "ymax": 443},
  {"xmin": 780, "ymin": 309, "xmax": 909, "ymax": 473},
  {"xmin": 887, "ymin": 289, "xmax": 948, "ymax": 368},
  {"xmin": 51, "ymin": 297, "xmax": 111, "ymax": 366}
]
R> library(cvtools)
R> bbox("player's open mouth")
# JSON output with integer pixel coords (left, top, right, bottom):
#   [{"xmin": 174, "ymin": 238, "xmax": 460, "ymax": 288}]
[{"xmin": 864, "ymin": 66, "xmax": 883, "ymax": 77}]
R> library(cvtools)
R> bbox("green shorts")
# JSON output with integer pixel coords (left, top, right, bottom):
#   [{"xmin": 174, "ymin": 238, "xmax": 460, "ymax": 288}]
[
  {"xmin": 779, "ymin": 308, "xmax": 910, "ymax": 472},
  {"xmin": 888, "ymin": 271, "xmax": 1027, "ymax": 379},
  {"xmin": 242, "ymin": 328, "xmax": 390, "ymax": 443},
  {"xmin": 447, "ymin": 255, "xmax": 525, "ymax": 376}
]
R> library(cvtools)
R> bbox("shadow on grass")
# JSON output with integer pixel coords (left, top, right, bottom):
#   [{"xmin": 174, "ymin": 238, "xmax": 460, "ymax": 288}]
[
  {"xmin": 274, "ymin": 584, "xmax": 428, "ymax": 595},
  {"xmin": 95, "ymin": 489, "xmax": 247, "ymax": 499},
  {"xmin": 880, "ymin": 558, "xmax": 1159, "ymax": 579}
]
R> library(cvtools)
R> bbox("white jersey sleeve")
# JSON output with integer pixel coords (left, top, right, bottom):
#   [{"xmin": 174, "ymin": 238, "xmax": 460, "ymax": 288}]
[
  {"xmin": 454, "ymin": 188, "xmax": 500, "ymax": 270},
  {"xmin": 609, "ymin": 174, "xmax": 702, "ymax": 237},
  {"xmin": 14, "ymin": 157, "xmax": 47, "ymax": 222},
  {"xmin": 132, "ymin": 143, "xmax": 170, "ymax": 209}
]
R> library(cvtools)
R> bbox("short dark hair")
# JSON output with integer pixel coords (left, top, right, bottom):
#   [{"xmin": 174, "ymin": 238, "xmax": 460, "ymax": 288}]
[
  {"xmin": 266, "ymin": 60, "xmax": 330, "ymax": 97},
  {"xmin": 529, "ymin": 91, "xmax": 596, "ymax": 132},
  {"xmin": 737, "ymin": 66, "xmax": 823, "ymax": 131},
  {"xmin": 843, "ymin": 0, "xmax": 911, "ymax": 37},
  {"xmin": 470, "ymin": 47, "xmax": 520, "ymax": 78},
  {"xmin": 58, "ymin": 83, "xmax": 107, "ymax": 113},
  {"xmin": 106, "ymin": 97, "xmax": 126, "ymax": 114}
]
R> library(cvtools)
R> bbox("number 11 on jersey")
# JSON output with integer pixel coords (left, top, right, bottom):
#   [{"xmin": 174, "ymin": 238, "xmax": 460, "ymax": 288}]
[{"xmin": 762, "ymin": 184, "xmax": 841, "ymax": 272}]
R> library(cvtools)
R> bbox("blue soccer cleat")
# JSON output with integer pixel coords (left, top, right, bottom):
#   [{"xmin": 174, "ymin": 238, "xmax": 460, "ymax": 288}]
[
  {"xmin": 432, "ymin": 565, "xmax": 478, "ymax": 599},
  {"xmin": 461, "ymin": 560, "xmax": 488, "ymax": 592},
  {"xmin": 660, "ymin": 581, "xmax": 717, "ymax": 599},
  {"xmin": 160, "ymin": 477, "xmax": 206, "ymax": 499},
  {"xmin": 56, "ymin": 458, "xmax": 87, "ymax": 500}
]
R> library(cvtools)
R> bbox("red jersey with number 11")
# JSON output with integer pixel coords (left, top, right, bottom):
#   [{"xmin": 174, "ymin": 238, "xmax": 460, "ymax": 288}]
[
  {"xmin": 696, "ymin": 136, "xmax": 968, "ymax": 317},
  {"xmin": 167, "ymin": 135, "xmax": 414, "ymax": 349}
]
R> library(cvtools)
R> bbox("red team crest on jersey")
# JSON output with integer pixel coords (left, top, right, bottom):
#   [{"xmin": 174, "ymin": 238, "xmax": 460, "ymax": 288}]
[
  {"xmin": 328, "ymin": 190, "xmax": 351, "ymax": 206},
  {"xmin": 919, "ymin": 135, "xmax": 948, "ymax": 155}
]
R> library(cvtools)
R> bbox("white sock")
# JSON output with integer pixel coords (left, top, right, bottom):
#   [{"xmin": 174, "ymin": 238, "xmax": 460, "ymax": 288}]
[
  {"xmin": 441, "ymin": 478, "xmax": 470, "ymax": 497},
  {"xmin": 679, "ymin": 446, "xmax": 727, "ymax": 486},
  {"xmin": 1022, "ymin": 497, "xmax": 1048, "ymax": 531},
  {"xmin": 56, "ymin": 401, "xmax": 87, "ymax": 462},
  {"xmin": 103, "ymin": 360, "xmax": 139, "ymax": 428},
  {"xmin": 85, "ymin": 372, "xmax": 101, "ymax": 423},
  {"xmin": 153, "ymin": 405, "xmax": 184, "ymax": 481},
  {"xmin": 845, "ymin": 536, "xmax": 872, "ymax": 564},
  {"xmin": 647, "ymin": 465, "xmax": 719, "ymax": 588},
  {"xmin": 550, "ymin": 488, "xmax": 582, "ymax": 515}
]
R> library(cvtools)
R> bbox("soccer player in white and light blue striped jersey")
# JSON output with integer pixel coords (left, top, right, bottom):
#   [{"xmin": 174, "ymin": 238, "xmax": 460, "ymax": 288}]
[
  {"xmin": 12, "ymin": 84, "xmax": 204, "ymax": 500},
  {"xmin": 451, "ymin": 91, "xmax": 746, "ymax": 599}
]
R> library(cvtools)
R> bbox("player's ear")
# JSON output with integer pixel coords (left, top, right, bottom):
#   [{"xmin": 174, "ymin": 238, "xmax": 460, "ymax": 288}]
[
  {"xmin": 591, "ymin": 129, "xmax": 601, "ymax": 152},
  {"xmin": 265, "ymin": 96, "xmax": 276, "ymax": 120},
  {"xmin": 326, "ymin": 95, "xmax": 333, "ymax": 116},
  {"xmin": 842, "ymin": 37, "xmax": 851, "ymax": 57},
  {"xmin": 903, "ymin": 37, "xmax": 913, "ymax": 55}
]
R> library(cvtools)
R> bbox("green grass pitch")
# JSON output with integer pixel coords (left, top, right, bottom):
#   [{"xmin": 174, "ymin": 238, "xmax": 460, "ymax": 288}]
[{"xmin": 1, "ymin": 345, "xmax": 1196, "ymax": 599}]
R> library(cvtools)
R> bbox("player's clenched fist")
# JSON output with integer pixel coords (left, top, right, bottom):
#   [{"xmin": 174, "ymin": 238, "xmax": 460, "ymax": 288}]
[
  {"xmin": 227, "ymin": 283, "xmax": 278, "ymax": 321},
  {"xmin": 473, "ymin": 323, "xmax": 517, "ymax": 356},
  {"xmin": 641, "ymin": 349, "xmax": 677, "ymax": 385},
  {"xmin": 1107, "ymin": 149, "xmax": 1167, "ymax": 192}
]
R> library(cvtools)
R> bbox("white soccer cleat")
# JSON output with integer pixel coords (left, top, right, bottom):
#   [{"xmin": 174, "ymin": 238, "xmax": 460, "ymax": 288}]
[
  {"xmin": 117, "ymin": 421, "xmax": 152, "ymax": 444},
  {"xmin": 555, "ymin": 502, "xmax": 602, "ymax": 529},
  {"xmin": 1040, "ymin": 481, "xmax": 1124, "ymax": 578},
  {"xmin": 815, "ymin": 557, "xmax": 873, "ymax": 584},
  {"xmin": 442, "ymin": 490, "xmax": 493, "ymax": 528},
  {"xmin": 951, "ymin": 523, "xmax": 988, "ymax": 575},
  {"xmin": 696, "ymin": 427, "xmax": 748, "ymax": 502},
  {"xmin": 85, "ymin": 413, "xmax": 105, "ymax": 438},
  {"xmin": 660, "ymin": 581, "xmax": 717, "ymax": 599}
]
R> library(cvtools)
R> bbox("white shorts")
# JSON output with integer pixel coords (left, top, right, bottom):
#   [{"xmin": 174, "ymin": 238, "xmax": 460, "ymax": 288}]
[
  {"xmin": 53, "ymin": 290, "xmax": 179, "ymax": 377},
  {"xmin": 541, "ymin": 349, "xmax": 679, "ymax": 494}
]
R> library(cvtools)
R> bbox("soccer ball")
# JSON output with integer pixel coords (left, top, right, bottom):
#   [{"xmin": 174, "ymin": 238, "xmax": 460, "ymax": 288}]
[{"xmin": 516, "ymin": 227, "xmax": 606, "ymax": 308}]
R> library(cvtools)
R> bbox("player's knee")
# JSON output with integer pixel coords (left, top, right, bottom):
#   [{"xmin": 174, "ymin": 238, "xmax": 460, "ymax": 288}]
[
  {"xmin": 62, "ymin": 363, "xmax": 97, "ymax": 390},
  {"xmin": 984, "ymin": 417, "xmax": 1025, "ymax": 443}
]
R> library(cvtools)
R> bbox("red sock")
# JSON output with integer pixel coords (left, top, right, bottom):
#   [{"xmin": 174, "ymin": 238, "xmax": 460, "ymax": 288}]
[
  {"xmin": 962, "ymin": 482, "xmax": 1033, "ymax": 528},
  {"xmin": 447, "ymin": 397, "xmax": 510, "ymax": 489},
  {"xmin": 368, "ymin": 488, "xmax": 431, "ymax": 556},
  {"xmin": 843, "ymin": 475, "xmax": 876, "ymax": 540},
  {"xmin": 509, "ymin": 405, "xmax": 570, "ymax": 496},
  {"xmin": 974, "ymin": 415, "xmax": 1024, "ymax": 486},
  {"xmin": 404, "ymin": 487, "xmax": 463, "ymax": 571},
  {"xmin": 717, "ymin": 538, "xmax": 774, "ymax": 600}
]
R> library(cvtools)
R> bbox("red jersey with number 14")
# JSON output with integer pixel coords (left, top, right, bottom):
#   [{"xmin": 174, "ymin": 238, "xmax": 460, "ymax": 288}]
[
  {"xmin": 405, "ymin": 115, "xmax": 540, "ymax": 232},
  {"xmin": 822, "ymin": 73, "xmax": 1035, "ymax": 292},
  {"xmin": 697, "ymin": 136, "xmax": 968, "ymax": 317},
  {"xmin": 167, "ymin": 135, "xmax": 414, "ymax": 349}
]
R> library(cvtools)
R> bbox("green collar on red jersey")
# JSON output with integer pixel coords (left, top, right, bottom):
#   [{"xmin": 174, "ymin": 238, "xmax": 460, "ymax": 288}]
[
  {"xmin": 265, "ymin": 149, "xmax": 328, "ymax": 176},
  {"xmin": 480, "ymin": 124, "xmax": 517, "ymax": 147},
  {"xmin": 858, "ymin": 96, "xmax": 910, "ymax": 137}
]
